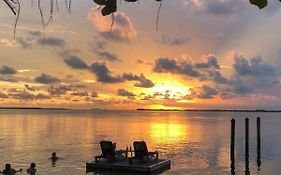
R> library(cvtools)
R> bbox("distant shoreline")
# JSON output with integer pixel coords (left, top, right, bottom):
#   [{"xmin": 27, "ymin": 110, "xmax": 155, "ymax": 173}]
[
  {"xmin": 0, "ymin": 107, "xmax": 106, "ymax": 111},
  {"xmin": 0, "ymin": 107, "xmax": 280, "ymax": 113},
  {"xmin": 0, "ymin": 107, "xmax": 68, "ymax": 110},
  {"xmin": 136, "ymin": 108, "xmax": 281, "ymax": 112}
]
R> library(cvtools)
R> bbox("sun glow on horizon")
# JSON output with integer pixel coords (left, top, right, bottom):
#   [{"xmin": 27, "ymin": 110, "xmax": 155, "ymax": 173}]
[
  {"xmin": 142, "ymin": 80, "xmax": 191, "ymax": 100},
  {"xmin": 149, "ymin": 104, "xmax": 183, "ymax": 110}
]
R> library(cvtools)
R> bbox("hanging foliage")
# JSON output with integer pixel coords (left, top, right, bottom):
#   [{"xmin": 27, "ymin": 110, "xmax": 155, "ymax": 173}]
[
  {"xmin": 249, "ymin": 0, "xmax": 268, "ymax": 9},
  {"xmin": 1, "ymin": 0, "xmax": 278, "ymax": 39}
]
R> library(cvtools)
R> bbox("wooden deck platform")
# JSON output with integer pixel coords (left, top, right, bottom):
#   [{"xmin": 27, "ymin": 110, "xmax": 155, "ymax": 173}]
[{"xmin": 86, "ymin": 158, "xmax": 171, "ymax": 174}]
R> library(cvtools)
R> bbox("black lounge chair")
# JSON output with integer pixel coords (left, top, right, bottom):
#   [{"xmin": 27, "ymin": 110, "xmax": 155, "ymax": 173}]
[
  {"xmin": 129, "ymin": 141, "xmax": 158, "ymax": 164},
  {"xmin": 95, "ymin": 140, "xmax": 126, "ymax": 163}
]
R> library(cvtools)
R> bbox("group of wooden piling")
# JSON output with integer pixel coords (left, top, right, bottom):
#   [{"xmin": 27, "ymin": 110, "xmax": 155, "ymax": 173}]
[{"xmin": 230, "ymin": 117, "xmax": 261, "ymax": 174}]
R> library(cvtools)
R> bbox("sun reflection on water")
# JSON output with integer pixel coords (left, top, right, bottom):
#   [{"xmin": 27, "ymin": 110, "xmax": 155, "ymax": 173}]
[{"xmin": 150, "ymin": 122, "xmax": 187, "ymax": 145}]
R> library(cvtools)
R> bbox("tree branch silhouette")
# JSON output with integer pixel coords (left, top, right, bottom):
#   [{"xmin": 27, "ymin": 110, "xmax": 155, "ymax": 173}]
[{"xmin": 3, "ymin": 0, "xmax": 275, "ymax": 39}]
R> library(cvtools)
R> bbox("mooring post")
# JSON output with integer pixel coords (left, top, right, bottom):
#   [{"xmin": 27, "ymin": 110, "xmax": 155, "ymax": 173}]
[
  {"xmin": 257, "ymin": 117, "xmax": 261, "ymax": 168},
  {"xmin": 230, "ymin": 118, "xmax": 235, "ymax": 171},
  {"xmin": 245, "ymin": 117, "xmax": 250, "ymax": 175}
]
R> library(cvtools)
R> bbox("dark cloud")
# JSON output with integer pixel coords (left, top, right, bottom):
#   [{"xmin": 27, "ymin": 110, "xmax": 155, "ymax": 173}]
[
  {"xmin": 0, "ymin": 66, "xmax": 17, "ymax": 75},
  {"xmin": 9, "ymin": 91, "xmax": 35, "ymax": 100},
  {"xmin": 88, "ymin": 62, "xmax": 154, "ymax": 87},
  {"xmin": 153, "ymin": 57, "xmax": 200, "ymax": 77},
  {"xmin": 37, "ymin": 37, "xmax": 65, "ymax": 47},
  {"xmin": 230, "ymin": 78, "xmax": 254, "ymax": 94},
  {"xmin": 122, "ymin": 73, "xmax": 155, "ymax": 88},
  {"xmin": 64, "ymin": 55, "xmax": 88, "ymax": 69},
  {"xmin": 91, "ymin": 91, "xmax": 98, "ymax": 97},
  {"xmin": 69, "ymin": 84, "xmax": 87, "ymax": 89},
  {"xmin": 153, "ymin": 56, "xmax": 229, "ymax": 84},
  {"xmin": 231, "ymin": 54, "xmax": 280, "ymax": 92},
  {"xmin": 205, "ymin": 0, "xmax": 241, "ymax": 16},
  {"xmin": 234, "ymin": 56, "xmax": 276, "ymax": 76},
  {"xmin": 60, "ymin": 49, "xmax": 81, "ymax": 57},
  {"xmin": 48, "ymin": 85, "xmax": 72, "ymax": 95},
  {"xmin": 140, "ymin": 94, "xmax": 154, "ymax": 101},
  {"xmin": 7, "ymin": 88, "xmax": 20, "ymax": 93},
  {"xmin": 0, "ymin": 77, "xmax": 18, "ymax": 82},
  {"xmin": 9, "ymin": 91, "xmax": 51, "ymax": 100},
  {"xmin": 28, "ymin": 31, "xmax": 41, "ymax": 37},
  {"xmin": 134, "ymin": 78, "xmax": 154, "ymax": 88},
  {"xmin": 117, "ymin": 88, "xmax": 135, "ymax": 99},
  {"xmin": 198, "ymin": 85, "xmax": 218, "ymax": 99},
  {"xmin": 70, "ymin": 91, "xmax": 89, "ymax": 96},
  {"xmin": 0, "ymin": 92, "xmax": 8, "ymax": 98},
  {"xmin": 17, "ymin": 37, "xmax": 32, "ymax": 49},
  {"xmin": 89, "ymin": 62, "xmax": 122, "ymax": 83},
  {"xmin": 208, "ymin": 71, "xmax": 228, "ymax": 84},
  {"xmin": 136, "ymin": 59, "xmax": 153, "ymax": 65},
  {"xmin": 195, "ymin": 55, "xmax": 220, "ymax": 69},
  {"xmin": 24, "ymin": 84, "xmax": 37, "ymax": 91},
  {"xmin": 15, "ymin": 31, "xmax": 40, "ymax": 49},
  {"xmin": 92, "ymin": 41, "xmax": 119, "ymax": 61},
  {"xmin": 35, "ymin": 93, "xmax": 51, "ymax": 100},
  {"xmin": 96, "ymin": 50, "xmax": 119, "ymax": 61},
  {"xmin": 34, "ymin": 73, "xmax": 60, "ymax": 84},
  {"xmin": 188, "ymin": 0, "xmax": 243, "ymax": 17},
  {"xmin": 160, "ymin": 35, "xmax": 190, "ymax": 46}
]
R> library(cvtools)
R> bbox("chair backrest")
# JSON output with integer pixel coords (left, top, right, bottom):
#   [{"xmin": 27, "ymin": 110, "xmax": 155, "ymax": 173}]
[
  {"xmin": 133, "ymin": 141, "xmax": 149, "ymax": 158},
  {"xmin": 100, "ymin": 141, "xmax": 115, "ymax": 157}
]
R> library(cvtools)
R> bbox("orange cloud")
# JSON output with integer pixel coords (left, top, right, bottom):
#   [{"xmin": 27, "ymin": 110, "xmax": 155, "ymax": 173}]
[
  {"xmin": 88, "ymin": 10, "xmax": 137, "ymax": 41},
  {"xmin": 0, "ymin": 39, "xmax": 19, "ymax": 47}
]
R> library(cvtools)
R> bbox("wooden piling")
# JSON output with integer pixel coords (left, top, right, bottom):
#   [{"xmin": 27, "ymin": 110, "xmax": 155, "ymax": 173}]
[
  {"xmin": 245, "ymin": 118, "xmax": 249, "ymax": 156},
  {"xmin": 245, "ymin": 118, "xmax": 250, "ymax": 175},
  {"xmin": 257, "ymin": 117, "xmax": 261, "ymax": 167},
  {"xmin": 230, "ymin": 118, "xmax": 235, "ymax": 170}
]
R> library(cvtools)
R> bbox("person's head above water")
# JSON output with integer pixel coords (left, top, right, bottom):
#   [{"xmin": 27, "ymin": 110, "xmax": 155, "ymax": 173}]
[
  {"xmin": 30, "ymin": 163, "xmax": 36, "ymax": 168},
  {"xmin": 5, "ymin": 163, "xmax": 11, "ymax": 170},
  {"xmin": 51, "ymin": 152, "xmax": 58, "ymax": 161}
]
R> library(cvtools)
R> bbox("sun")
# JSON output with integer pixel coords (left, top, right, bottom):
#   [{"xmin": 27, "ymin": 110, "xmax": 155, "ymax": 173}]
[
  {"xmin": 148, "ymin": 104, "xmax": 182, "ymax": 110},
  {"xmin": 148, "ymin": 81, "xmax": 191, "ymax": 99},
  {"xmin": 137, "ymin": 80, "xmax": 192, "ymax": 110}
]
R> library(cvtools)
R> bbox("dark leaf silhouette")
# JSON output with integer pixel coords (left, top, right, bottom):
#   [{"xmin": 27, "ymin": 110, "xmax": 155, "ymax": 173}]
[
  {"xmin": 100, "ymin": 0, "xmax": 117, "ymax": 16},
  {"xmin": 94, "ymin": 0, "xmax": 106, "ymax": 5},
  {"xmin": 249, "ymin": 0, "xmax": 268, "ymax": 9},
  {"xmin": 2, "ymin": 0, "xmax": 278, "ymax": 40}
]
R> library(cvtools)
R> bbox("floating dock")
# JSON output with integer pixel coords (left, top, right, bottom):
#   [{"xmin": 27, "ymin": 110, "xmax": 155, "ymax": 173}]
[{"xmin": 86, "ymin": 158, "xmax": 171, "ymax": 174}]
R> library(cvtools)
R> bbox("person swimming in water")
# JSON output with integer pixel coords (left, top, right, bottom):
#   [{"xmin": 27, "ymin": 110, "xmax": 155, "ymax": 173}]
[
  {"xmin": 1, "ymin": 164, "xmax": 22, "ymax": 175},
  {"xmin": 26, "ymin": 163, "xmax": 37, "ymax": 175},
  {"xmin": 50, "ymin": 152, "xmax": 58, "ymax": 161},
  {"xmin": 50, "ymin": 152, "xmax": 58, "ymax": 167}
]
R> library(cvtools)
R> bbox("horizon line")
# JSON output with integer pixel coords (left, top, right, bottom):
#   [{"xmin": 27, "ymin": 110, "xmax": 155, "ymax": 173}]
[{"xmin": 0, "ymin": 107, "xmax": 281, "ymax": 112}]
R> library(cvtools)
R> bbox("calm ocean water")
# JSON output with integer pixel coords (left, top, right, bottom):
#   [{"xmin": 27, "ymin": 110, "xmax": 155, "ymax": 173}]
[{"xmin": 0, "ymin": 109, "xmax": 280, "ymax": 175}]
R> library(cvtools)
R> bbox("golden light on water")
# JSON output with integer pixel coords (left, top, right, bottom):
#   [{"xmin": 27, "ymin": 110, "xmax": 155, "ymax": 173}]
[{"xmin": 150, "ymin": 122, "xmax": 187, "ymax": 144}]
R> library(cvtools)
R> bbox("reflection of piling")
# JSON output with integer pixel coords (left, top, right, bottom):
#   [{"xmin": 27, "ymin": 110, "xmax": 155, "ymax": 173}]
[
  {"xmin": 230, "ymin": 118, "xmax": 235, "ymax": 171},
  {"xmin": 257, "ymin": 117, "xmax": 261, "ymax": 168},
  {"xmin": 245, "ymin": 118, "xmax": 250, "ymax": 175}
]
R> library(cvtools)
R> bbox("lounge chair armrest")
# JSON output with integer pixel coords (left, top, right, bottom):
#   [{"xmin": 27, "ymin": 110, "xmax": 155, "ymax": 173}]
[
  {"xmin": 95, "ymin": 155, "xmax": 104, "ymax": 163},
  {"xmin": 148, "ymin": 151, "xmax": 158, "ymax": 159}
]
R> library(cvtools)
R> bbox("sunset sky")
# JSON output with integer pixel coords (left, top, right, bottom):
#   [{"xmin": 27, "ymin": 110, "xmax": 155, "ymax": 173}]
[{"xmin": 0, "ymin": 0, "xmax": 281, "ymax": 109}]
